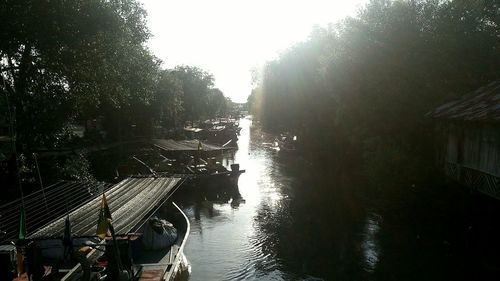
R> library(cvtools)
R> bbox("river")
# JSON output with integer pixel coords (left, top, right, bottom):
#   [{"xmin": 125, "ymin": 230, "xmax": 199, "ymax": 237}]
[
  {"xmin": 171, "ymin": 116, "xmax": 500, "ymax": 281},
  {"xmin": 176, "ymin": 117, "xmax": 309, "ymax": 280}
]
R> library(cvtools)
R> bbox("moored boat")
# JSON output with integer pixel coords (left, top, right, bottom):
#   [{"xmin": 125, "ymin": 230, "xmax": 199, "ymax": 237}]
[
  {"xmin": 139, "ymin": 139, "xmax": 245, "ymax": 188},
  {"xmin": 1, "ymin": 176, "xmax": 188, "ymax": 281},
  {"xmin": 5, "ymin": 201, "xmax": 189, "ymax": 281},
  {"xmin": 275, "ymin": 133, "xmax": 297, "ymax": 152},
  {"xmin": 130, "ymin": 201, "xmax": 190, "ymax": 281}
]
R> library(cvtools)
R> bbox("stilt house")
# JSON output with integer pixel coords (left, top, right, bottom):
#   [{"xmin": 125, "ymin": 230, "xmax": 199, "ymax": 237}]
[{"xmin": 429, "ymin": 80, "xmax": 500, "ymax": 199}]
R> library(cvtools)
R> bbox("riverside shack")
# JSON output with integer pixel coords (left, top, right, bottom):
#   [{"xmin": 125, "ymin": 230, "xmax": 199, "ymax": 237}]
[{"xmin": 428, "ymin": 80, "xmax": 500, "ymax": 199}]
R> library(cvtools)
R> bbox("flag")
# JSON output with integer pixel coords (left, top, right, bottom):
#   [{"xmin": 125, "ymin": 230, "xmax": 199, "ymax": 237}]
[
  {"xmin": 63, "ymin": 215, "xmax": 71, "ymax": 243},
  {"xmin": 63, "ymin": 215, "xmax": 73, "ymax": 258},
  {"xmin": 96, "ymin": 195, "xmax": 123, "ymax": 271},
  {"xmin": 16, "ymin": 207, "xmax": 26, "ymax": 277},
  {"xmin": 18, "ymin": 207, "xmax": 26, "ymax": 240},
  {"xmin": 96, "ymin": 194, "xmax": 112, "ymax": 239}
]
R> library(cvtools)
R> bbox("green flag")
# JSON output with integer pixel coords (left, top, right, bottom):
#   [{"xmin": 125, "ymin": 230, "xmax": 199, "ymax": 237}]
[
  {"xmin": 96, "ymin": 194, "xmax": 112, "ymax": 239},
  {"xmin": 18, "ymin": 207, "xmax": 26, "ymax": 240}
]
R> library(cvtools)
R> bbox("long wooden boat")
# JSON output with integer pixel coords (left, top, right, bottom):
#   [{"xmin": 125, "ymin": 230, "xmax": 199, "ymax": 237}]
[
  {"xmin": 118, "ymin": 147, "xmax": 245, "ymax": 188},
  {"xmin": 185, "ymin": 163, "xmax": 244, "ymax": 188},
  {"xmin": 65, "ymin": 201, "xmax": 190, "ymax": 281},
  {"xmin": 2, "ymin": 201, "xmax": 189, "ymax": 281}
]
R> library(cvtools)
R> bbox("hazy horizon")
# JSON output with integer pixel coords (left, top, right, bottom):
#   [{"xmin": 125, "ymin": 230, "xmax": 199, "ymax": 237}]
[{"xmin": 140, "ymin": 0, "xmax": 367, "ymax": 103}]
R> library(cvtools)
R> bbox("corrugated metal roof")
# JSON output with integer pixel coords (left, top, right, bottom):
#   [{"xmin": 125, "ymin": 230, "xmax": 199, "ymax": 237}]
[
  {"xmin": 0, "ymin": 181, "xmax": 113, "ymax": 240},
  {"xmin": 152, "ymin": 139, "xmax": 230, "ymax": 152},
  {"xmin": 29, "ymin": 177, "xmax": 180, "ymax": 239},
  {"xmin": 428, "ymin": 80, "xmax": 500, "ymax": 121}
]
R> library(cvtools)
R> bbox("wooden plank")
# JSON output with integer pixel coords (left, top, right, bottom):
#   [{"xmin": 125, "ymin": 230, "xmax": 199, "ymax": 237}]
[{"xmin": 138, "ymin": 269, "xmax": 164, "ymax": 281}]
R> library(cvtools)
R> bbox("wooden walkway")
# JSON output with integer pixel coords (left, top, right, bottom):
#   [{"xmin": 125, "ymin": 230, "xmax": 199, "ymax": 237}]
[{"xmin": 26, "ymin": 177, "xmax": 181, "ymax": 239}]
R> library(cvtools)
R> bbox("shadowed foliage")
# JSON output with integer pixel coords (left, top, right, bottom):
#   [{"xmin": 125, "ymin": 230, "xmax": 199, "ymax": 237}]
[{"xmin": 250, "ymin": 0, "xmax": 500, "ymax": 189}]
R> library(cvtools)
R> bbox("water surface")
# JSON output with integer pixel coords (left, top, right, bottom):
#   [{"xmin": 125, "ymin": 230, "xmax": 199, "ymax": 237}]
[{"xmin": 173, "ymin": 117, "xmax": 500, "ymax": 281}]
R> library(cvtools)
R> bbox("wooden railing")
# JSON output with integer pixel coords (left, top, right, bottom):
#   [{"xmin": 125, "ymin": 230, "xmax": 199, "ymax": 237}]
[{"xmin": 445, "ymin": 161, "xmax": 500, "ymax": 199}]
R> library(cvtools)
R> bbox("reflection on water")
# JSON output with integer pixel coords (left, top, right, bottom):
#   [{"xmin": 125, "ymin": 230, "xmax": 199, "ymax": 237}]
[
  {"xmin": 180, "ymin": 119, "xmax": 370, "ymax": 280},
  {"xmin": 177, "ymin": 117, "xmax": 375, "ymax": 280},
  {"xmin": 361, "ymin": 212, "xmax": 381, "ymax": 273},
  {"xmin": 173, "ymin": 117, "xmax": 493, "ymax": 281},
  {"xmin": 176, "ymin": 117, "xmax": 305, "ymax": 280}
]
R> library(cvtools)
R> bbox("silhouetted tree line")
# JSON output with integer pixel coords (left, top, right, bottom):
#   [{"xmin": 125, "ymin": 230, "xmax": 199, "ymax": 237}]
[
  {"xmin": 249, "ymin": 0, "xmax": 499, "ymax": 187},
  {"xmin": 0, "ymin": 0, "xmax": 229, "ymax": 153}
]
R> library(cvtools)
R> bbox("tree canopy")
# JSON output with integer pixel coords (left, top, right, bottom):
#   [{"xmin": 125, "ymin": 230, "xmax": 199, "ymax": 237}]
[
  {"xmin": 0, "ymin": 0, "xmax": 229, "ymax": 150},
  {"xmin": 170, "ymin": 65, "xmax": 228, "ymax": 121},
  {"xmin": 251, "ymin": 0, "xmax": 500, "ymax": 185},
  {"xmin": 0, "ymin": 0, "xmax": 159, "ymax": 148}
]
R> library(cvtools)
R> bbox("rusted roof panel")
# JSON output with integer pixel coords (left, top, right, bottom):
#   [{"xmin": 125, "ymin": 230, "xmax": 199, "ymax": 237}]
[{"xmin": 428, "ymin": 80, "xmax": 500, "ymax": 121}]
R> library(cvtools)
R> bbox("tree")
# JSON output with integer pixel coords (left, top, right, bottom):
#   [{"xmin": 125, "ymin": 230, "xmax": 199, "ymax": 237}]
[
  {"xmin": 207, "ymin": 88, "xmax": 227, "ymax": 118},
  {"xmin": 254, "ymin": 0, "xmax": 500, "ymax": 185},
  {"xmin": 170, "ymin": 65, "xmax": 216, "ymax": 121},
  {"xmin": 153, "ymin": 70, "xmax": 184, "ymax": 128},
  {"xmin": 0, "ymin": 0, "xmax": 157, "ymax": 149}
]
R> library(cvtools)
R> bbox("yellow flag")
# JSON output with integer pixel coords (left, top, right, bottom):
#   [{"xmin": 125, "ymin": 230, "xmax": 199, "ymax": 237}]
[{"xmin": 96, "ymin": 194, "xmax": 112, "ymax": 239}]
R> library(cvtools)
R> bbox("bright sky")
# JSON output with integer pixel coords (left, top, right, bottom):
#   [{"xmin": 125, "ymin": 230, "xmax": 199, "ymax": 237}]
[{"xmin": 140, "ymin": 0, "xmax": 367, "ymax": 103}]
